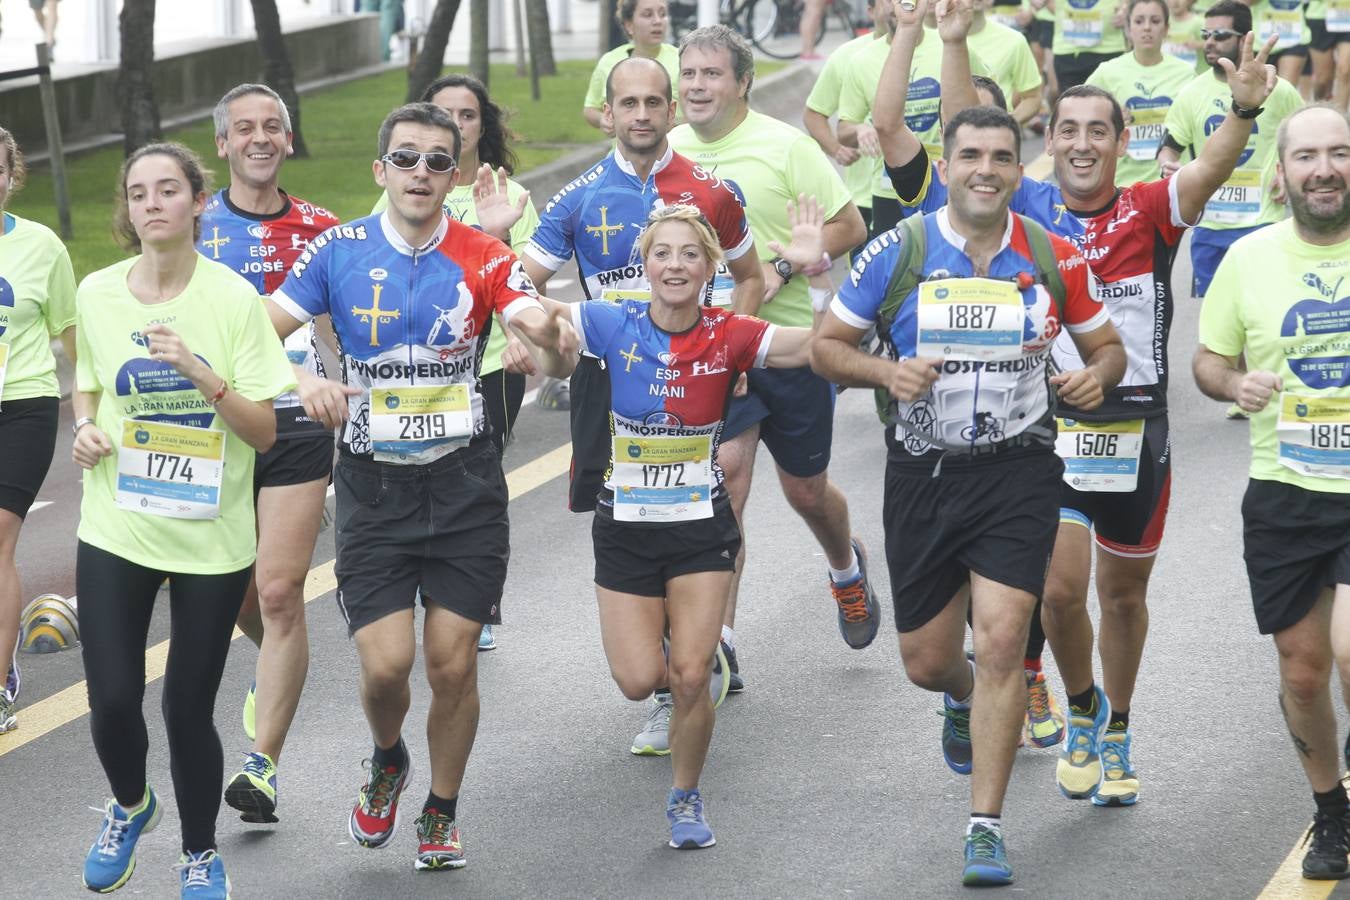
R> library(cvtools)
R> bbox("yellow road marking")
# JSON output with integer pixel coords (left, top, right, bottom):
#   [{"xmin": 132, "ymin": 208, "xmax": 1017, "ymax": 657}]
[
  {"xmin": 1026, "ymin": 154, "xmax": 1054, "ymax": 181},
  {"xmin": 0, "ymin": 442, "xmax": 573, "ymax": 758},
  {"xmin": 1258, "ymin": 774, "xmax": 1350, "ymax": 899}
]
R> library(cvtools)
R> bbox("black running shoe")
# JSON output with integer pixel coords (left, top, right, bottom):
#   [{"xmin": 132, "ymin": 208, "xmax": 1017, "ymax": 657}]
[
  {"xmin": 721, "ymin": 639, "xmax": 744, "ymax": 693},
  {"xmin": 1302, "ymin": 809, "xmax": 1350, "ymax": 880}
]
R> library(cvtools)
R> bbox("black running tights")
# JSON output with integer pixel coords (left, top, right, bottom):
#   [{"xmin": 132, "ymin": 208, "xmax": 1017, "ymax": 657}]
[{"xmin": 77, "ymin": 541, "xmax": 251, "ymax": 853}]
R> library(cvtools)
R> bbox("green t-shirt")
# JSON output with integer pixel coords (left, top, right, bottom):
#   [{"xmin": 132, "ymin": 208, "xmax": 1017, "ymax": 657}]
[
  {"xmin": 0, "ymin": 213, "xmax": 76, "ymax": 403},
  {"xmin": 1251, "ymin": 0, "xmax": 1311, "ymax": 52},
  {"xmin": 1163, "ymin": 14, "xmax": 1207, "ymax": 73},
  {"xmin": 1162, "ymin": 72, "xmax": 1303, "ymax": 230},
  {"xmin": 75, "ymin": 256, "xmax": 297, "ymax": 573},
  {"xmin": 1316, "ymin": 0, "xmax": 1350, "ymax": 30},
  {"xmin": 806, "ymin": 30, "xmax": 883, "ymax": 210},
  {"xmin": 1085, "ymin": 52, "xmax": 1198, "ymax": 186},
  {"xmin": 968, "ymin": 18, "xmax": 1044, "ymax": 104},
  {"xmin": 669, "ymin": 110, "xmax": 852, "ymax": 327},
  {"xmin": 372, "ymin": 179, "xmax": 539, "ymax": 376},
  {"xmin": 1199, "ymin": 220, "xmax": 1350, "ymax": 493},
  {"xmin": 584, "ymin": 43, "xmax": 682, "ymax": 111},
  {"xmin": 1052, "ymin": 0, "xmax": 1127, "ymax": 55}
]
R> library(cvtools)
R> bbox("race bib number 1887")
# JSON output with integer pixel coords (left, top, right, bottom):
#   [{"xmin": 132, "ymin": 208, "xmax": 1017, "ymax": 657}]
[{"xmin": 916, "ymin": 277, "xmax": 1026, "ymax": 362}]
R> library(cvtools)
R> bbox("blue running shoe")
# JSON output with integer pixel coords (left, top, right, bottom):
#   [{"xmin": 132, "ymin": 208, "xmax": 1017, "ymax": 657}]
[
  {"xmin": 667, "ymin": 788, "xmax": 716, "ymax": 849},
  {"xmin": 83, "ymin": 787, "xmax": 162, "ymax": 893},
  {"xmin": 176, "ymin": 849, "xmax": 230, "ymax": 899},
  {"xmin": 1057, "ymin": 685, "xmax": 1111, "ymax": 800},
  {"xmin": 1092, "ymin": 729, "xmax": 1139, "ymax": 806},
  {"xmin": 224, "ymin": 751, "xmax": 278, "ymax": 823},
  {"xmin": 829, "ymin": 538, "xmax": 880, "ymax": 649},
  {"xmin": 477, "ymin": 625, "xmax": 497, "ymax": 652},
  {"xmin": 941, "ymin": 693, "xmax": 973, "ymax": 775},
  {"xmin": 962, "ymin": 823, "xmax": 1014, "ymax": 886}
]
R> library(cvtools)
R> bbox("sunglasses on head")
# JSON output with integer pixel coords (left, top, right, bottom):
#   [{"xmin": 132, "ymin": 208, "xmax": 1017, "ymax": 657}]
[
  {"xmin": 381, "ymin": 149, "xmax": 457, "ymax": 173},
  {"xmin": 1200, "ymin": 27, "xmax": 1240, "ymax": 40}
]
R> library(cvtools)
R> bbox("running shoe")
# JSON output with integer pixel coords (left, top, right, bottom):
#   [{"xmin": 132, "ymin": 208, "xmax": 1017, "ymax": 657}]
[
  {"xmin": 941, "ymin": 693, "xmax": 973, "ymax": 775},
  {"xmin": 709, "ymin": 641, "xmax": 730, "ymax": 709},
  {"xmin": 5, "ymin": 652, "xmax": 19, "ymax": 702},
  {"xmin": 1024, "ymin": 670, "xmax": 1066, "ymax": 748},
  {"xmin": 1303, "ymin": 808, "xmax": 1350, "ymax": 879},
  {"xmin": 241, "ymin": 681, "xmax": 256, "ymax": 742},
  {"xmin": 83, "ymin": 787, "xmax": 162, "ymax": 893},
  {"xmin": 535, "ymin": 376, "xmax": 570, "ymax": 411},
  {"xmin": 0, "ymin": 691, "xmax": 14, "ymax": 734},
  {"xmin": 1056, "ymin": 685, "xmax": 1111, "ymax": 800},
  {"xmin": 349, "ymin": 742, "xmax": 411, "ymax": 849},
  {"xmin": 477, "ymin": 625, "xmax": 497, "ymax": 652},
  {"xmin": 414, "ymin": 807, "xmax": 467, "ymax": 871},
  {"xmin": 667, "ymin": 788, "xmax": 716, "ymax": 849},
  {"xmin": 176, "ymin": 849, "xmax": 230, "ymax": 899},
  {"xmin": 1226, "ymin": 403, "xmax": 1249, "ymax": 420},
  {"xmin": 632, "ymin": 693, "xmax": 673, "ymax": 756},
  {"xmin": 829, "ymin": 538, "xmax": 880, "ymax": 649},
  {"xmin": 962, "ymin": 823, "xmax": 1014, "ymax": 886},
  {"xmin": 224, "ymin": 751, "xmax": 279, "ymax": 823},
  {"xmin": 1093, "ymin": 728, "xmax": 1139, "ymax": 806},
  {"xmin": 721, "ymin": 639, "xmax": 744, "ymax": 694}
]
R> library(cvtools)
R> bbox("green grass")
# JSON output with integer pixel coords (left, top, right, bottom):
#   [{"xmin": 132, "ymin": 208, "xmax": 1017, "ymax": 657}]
[{"xmin": 15, "ymin": 57, "xmax": 785, "ymax": 279}]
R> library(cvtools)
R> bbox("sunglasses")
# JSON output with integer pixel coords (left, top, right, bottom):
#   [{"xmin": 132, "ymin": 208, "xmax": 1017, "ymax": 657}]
[
  {"xmin": 381, "ymin": 150, "xmax": 457, "ymax": 173},
  {"xmin": 1200, "ymin": 27, "xmax": 1240, "ymax": 40}
]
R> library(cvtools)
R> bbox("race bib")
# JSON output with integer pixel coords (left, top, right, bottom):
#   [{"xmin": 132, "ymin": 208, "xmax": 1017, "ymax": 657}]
[
  {"xmin": 1064, "ymin": 9, "xmax": 1105, "ymax": 46},
  {"xmin": 1205, "ymin": 169, "xmax": 1262, "ymax": 227},
  {"xmin": 1055, "ymin": 418, "xmax": 1145, "ymax": 492},
  {"xmin": 0, "ymin": 343, "xmax": 9, "ymax": 409},
  {"xmin": 1164, "ymin": 42, "xmax": 1197, "ymax": 65},
  {"xmin": 369, "ymin": 383, "xmax": 472, "ymax": 464},
  {"xmin": 916, "ymin": 277, "xmax": 1026, "ymax": 361},
  {"xmin": 1277, "ymin": 394, "xmax": 1350, "ymax": 479},
  {"xmin": 1328, "ymin": 1, "xmax": 1350, "ymax": 31},
  {"xmin": 1126, "ymin": 106, "xmax": 1169, "ymax": 161},
  {"xmin": 115, "ymin": 419, "xmax": 225, "ymax": 519},
  {"xmin": 706, "ymin": 263, "xmax": 735, "ymax": 308},
  {"xmin": 600, "ymin": 288, "xmax": 652, "ymax": 304},
  {"xmin": 1259, "ymin": 9, "xmax": 1303, "ymax": 48},
  {"xmin": 611, "ymin": 434, "xmax": 714, "ymax": 522}
]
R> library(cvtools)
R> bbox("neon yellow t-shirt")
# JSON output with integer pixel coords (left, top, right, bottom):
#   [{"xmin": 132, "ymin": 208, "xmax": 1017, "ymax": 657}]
[
  {"xmin": 1199, "ymin": 220, "xmax": 1350, "ymax": 493},
  {"xmin": 0, "ymin": 213, "xmax": 76, "ymax": 403},
  {"xmin": 1085, "ymin": 52, "xmax": 1198, "ymax": 186},
  {"xmin": 74, "ymin": 256, "xmax": 297, "ymax": 573},
  {"xmin": 1052, "ymin": 0, "xmax": 1127, "ymax": 55},
  {"xmin": 1251, "ymin": 0, "xmax": 1311, "ymax": 51},
  {"xmin": 372, "ymin": 179, "xmax": 539, "ymax": 377},
  {"xmin": 968, "ymin": 18, "xmax": 1044, "ymax": 104},
  {"xmin": 584, "ymin": 43, "xmax": 681, "ymax": 111},
  {"xmin": 669, "ymin": 110, "xmax": 852, "ymax": 328},
  {"xmin": 1163, "ymin": 14, "xmax": 1206, "ymax": 72},
  {"xmin": 1162, "ymin": 72, "xmax": 1303, "ymax": 230},
  {"xmin": 1320, "ymin": 0, "xmax": 1350, "ymax": 32},
  {"xmin": 806, "ymin": 30, "xmax": 884, "ymax": 210}
]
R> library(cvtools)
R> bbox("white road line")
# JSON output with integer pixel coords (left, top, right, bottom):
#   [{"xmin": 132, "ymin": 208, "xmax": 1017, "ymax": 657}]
[{"xmin": 27, "ymin": 501, "xmax": 52, "ymax": 513}]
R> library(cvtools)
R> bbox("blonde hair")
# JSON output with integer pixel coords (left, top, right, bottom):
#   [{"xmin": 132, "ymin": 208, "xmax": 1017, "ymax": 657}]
[
  {"xmin": 0, "ymin": 126, "xmax": 26, "ymax": 195},
  {"xmin": 638, "ymin": 204, "xmax": 724, "ymax": 269}
]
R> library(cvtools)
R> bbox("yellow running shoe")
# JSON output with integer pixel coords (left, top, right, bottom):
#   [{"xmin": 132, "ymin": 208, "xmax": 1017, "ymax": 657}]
[
  {"xmin": 242, "ymin": 681, "xmax": 256, "ymax": 742},
  {"xmin": 1024, "ymin": 670, "xmax": 1065, "ymax": 748},
  {"xmin": 1092, "ymin": 729, "xmax": 1139, "ymax": 806}
]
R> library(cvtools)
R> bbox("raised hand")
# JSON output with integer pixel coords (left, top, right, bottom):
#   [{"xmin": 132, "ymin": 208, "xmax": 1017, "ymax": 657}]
[
  {"xmin": 472, "ymin": 163, "xmax": 530, "ymax": 242},
  {"xmin": 893, "ymin": 0, "xmax": 930, "ymax": 32},
  {"xmin": 766, "ymin": 194, "xmax": 826, "ymax": 273},
  {"xmin": 934, "ymin": 0, "xmax": 974, "ymax": 42},
  {"xmin": 1219, "ymin": 31, "xmax": 1278, "ymax": 111}
]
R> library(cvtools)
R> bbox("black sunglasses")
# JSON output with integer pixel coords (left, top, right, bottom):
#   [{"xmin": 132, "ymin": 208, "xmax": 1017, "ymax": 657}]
[
  {"xmin": 381, "ymin": 150, "xmax": 457, "ymax": 173},
  {"xmin": 1200, "ymin": 27, "xmax": 1240, "ymax": 40}
]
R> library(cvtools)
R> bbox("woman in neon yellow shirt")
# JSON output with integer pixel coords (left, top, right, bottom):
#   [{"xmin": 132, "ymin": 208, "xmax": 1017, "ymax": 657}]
[
  {"xmin": 0, "ymin": 126, "xmax": 76, "ymax": 736},
  {"xmin": 71, "ymin": 143, "xmax": 294, "ymax": 899},
  {"xmin": 584, "ymin": 0, "xmax": 680, "ymax": 135}
]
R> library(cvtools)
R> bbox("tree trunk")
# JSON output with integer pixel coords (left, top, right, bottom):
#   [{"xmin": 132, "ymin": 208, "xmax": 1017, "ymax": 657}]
[
  {"xmin": 524, "ymin": 0, "xmax": 557, "ymax": 76},
  {"xmin": 469, "ymin": 0, "xmax": 490, "ymax": 88},
  {"xmin": 407, "ymin": 0, "xmax": 466, "ymax": 101},
  {"xmin": 249, "ymin": 0, "xmax": 309, "ymax": 157},
  {"xmin": 118, "ymin": 0, "xmax": 160, "ymax": 156}
]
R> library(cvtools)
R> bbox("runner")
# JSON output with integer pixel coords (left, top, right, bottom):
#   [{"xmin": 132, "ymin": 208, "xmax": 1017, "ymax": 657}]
[
  {"xmin": 878, "ymin": 7, "xmax": 1282, "ymax": 803},
  {"xmin": 584, "ymin": 0, "xmax": 680, "ymax": 135},
  {"xmin": 0, "ymin": 125, "xmax": 76, "ymax": 735},
  {"xmin": 1250, "ymin": 0, "xmax": 1311, "ymax": 87},
  {"xmin": 1307, "ymin": 0, "xmax": 1350, "ymax": 111},
  {"xmin": 1165, "ymin": 0, "xmax": 1208, "ymax": 70},
  {"xmin": 812, "ymin": 106, "xmax": 1125, "ymax": 885},
  {"xmin": 72, "ymin": 142, "xmax": 295, "ymax": 900},
  {"xmin": 1192, "ymin": 103, "xmax": 1350, "ymax": 880},
  {"xmin": 1086, "ymin": 0, "xmax": 1198, "ymax": 185},
  {"xmin": 1158, "ymin": 0, "xmax": 1303, "ymax": 301},
  {"xmin": 1050, "ymin": 0, "xmax": 1125, "ymax": 90},
  {"xmin": 265, "ymin": 102, "xmax": 576, "ymax": 872},
  {"xmin": 1023, "ymin": 0, "xmax": 1060, "ymax": 123},
  {"xmin": 671, "ymin": 26, "xmax": 878, "ymax": 691},
  {"xmin": 197, "ymin": 83, "xmax": 340, "ymax": 827},
  {"xmin": 556, "ymin": 198, "xmax": 826, "ymax": 850},
  {"xmin": 373, "ymin": 73, "xmax": 543, "ymax": 652},
  {"xmin": 520, "ymin": 55, "xmax": 761, "ymax": 755}
]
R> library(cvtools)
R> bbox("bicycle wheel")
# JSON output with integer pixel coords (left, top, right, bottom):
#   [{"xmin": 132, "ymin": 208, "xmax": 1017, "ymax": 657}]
[{"xmin": 745, "ymin": 0, "xmax": 804, "ymax": 59}]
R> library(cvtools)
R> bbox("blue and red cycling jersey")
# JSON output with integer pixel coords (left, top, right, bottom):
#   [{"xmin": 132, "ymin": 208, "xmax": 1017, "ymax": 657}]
[
  {"xmin": 272, "ymin": 212, "xmax": 543, "ymax": 463},
  {"xmin": 525, "ymin": 147, "xmax": 754, "ymax": 305},
  {"xmin": 571, "ymin": 299, "xmax": 773, "ymax": 502},
  {"xmin": 198, "ymin": 189, "xmax": 340, "ymax": 431}
]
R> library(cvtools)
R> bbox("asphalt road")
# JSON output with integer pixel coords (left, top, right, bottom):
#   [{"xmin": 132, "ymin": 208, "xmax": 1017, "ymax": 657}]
[{"xmin": 3, "ymin": 94, "xmax": 1344, "ymax": 900}]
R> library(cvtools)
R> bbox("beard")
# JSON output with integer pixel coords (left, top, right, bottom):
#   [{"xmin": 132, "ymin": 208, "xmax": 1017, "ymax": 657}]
[{"xmin": 1288, "ymin": 179, "xmax": 1350, "ymax": 236}]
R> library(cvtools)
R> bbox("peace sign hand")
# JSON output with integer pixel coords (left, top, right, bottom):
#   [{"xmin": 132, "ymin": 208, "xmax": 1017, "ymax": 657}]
[{"xmin": 1218, "ymin": 31, "xmax": 1278, "ymax": 111}]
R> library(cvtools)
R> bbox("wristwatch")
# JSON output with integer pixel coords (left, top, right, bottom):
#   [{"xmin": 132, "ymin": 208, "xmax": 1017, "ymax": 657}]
[
  {"xmin": 770, "ymin": 256, "xmax": 794, "ymax": 285},
  {"xmin": 1231, "ymin": 100, "xmax": 1264, "ymax": 120}
]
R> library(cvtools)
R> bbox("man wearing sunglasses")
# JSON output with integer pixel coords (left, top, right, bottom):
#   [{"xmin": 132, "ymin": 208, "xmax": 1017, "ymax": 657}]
[
  {"xmin": 1159, "ymin": 0, "xmax": 1304, "ymax": 305},
  {"xmin": 263, "ymin": 101, "xmax": 577, "ymax": 873}
]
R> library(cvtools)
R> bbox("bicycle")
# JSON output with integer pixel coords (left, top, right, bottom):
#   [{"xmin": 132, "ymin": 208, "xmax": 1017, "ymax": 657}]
[{"xmin": 669, "ymin": 0, "xmax": 857, "ymax": 60}]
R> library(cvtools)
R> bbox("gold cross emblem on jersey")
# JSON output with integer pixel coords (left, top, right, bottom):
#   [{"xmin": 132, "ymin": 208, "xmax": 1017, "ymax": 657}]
[
  {"xmin": 585, "ymin": 206, "xmax": 625, "ymax": 256},
  {"xmin": 351, "ymin": 284, "xmax": 400, "ymax": 347},
  {"xmin": 202, "ymin": 226, "xmax": 230, "ymax": 259},
  {"xmin": 620, "ymin": 342, "xmax": 643, "ymax": 372}
]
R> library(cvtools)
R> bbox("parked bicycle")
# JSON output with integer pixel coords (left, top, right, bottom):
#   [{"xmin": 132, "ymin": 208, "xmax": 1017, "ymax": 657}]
[{"xmin": 669, "ymin": 0, "xmax": 857, "ymax": 59}]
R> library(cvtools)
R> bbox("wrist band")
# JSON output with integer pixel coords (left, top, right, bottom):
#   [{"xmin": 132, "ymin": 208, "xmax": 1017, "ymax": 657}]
[
  {"xmin": 72, "ymin": 416, "xmax": 96, "ymax": 437},
  {"xmin": 801, "ymin": 252, "xmax": 833, "ymax": 278},
  {"xmin": 206, "ymin": 379, "xmax": 229, "ymax": 406},
  {"xmin": 809, "ymin": 286, "xmax": 833, "ymax": 312}
]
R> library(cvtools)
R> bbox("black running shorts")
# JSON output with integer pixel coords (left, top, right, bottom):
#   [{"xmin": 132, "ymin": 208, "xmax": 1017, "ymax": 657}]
[
  {"xmin": 0, "ymin": 396, "xmax": 58, "ymax": 518},
  {"xmin": 333, "ymin": 442, "xmax": 509, "ymax": 634},
  {"xmin": 884, "ymin": 449, "xmax": 1063, "ymax": 633},
  {"xmin": 722, "ymin": 365, "xmax": 835, "ymax": 478},
  {"xmin": 253, "ymin": 431, "xmax": 334, "ymax": 494},
  {"xmin": 1310, "ymin": 18, "xmax": 1350, "ymax": 51},
  {"xmin": 1054, "ymin": 51, "xmax": 1121, "ymax": 90},
  {"xmin": 1242, "ymin": 478, "xmax": 1350, "ymax": 635},
  {"xmin": 592, "ymin": 499, "xmax": 741, "ymax": 597},
  {"xmin": 1059, "ymin": 415, "xmax": 1171, "ymax": 557},
  {"xmin": 568, "ymin": 354, "xmax": 611, "ymax": 513}
]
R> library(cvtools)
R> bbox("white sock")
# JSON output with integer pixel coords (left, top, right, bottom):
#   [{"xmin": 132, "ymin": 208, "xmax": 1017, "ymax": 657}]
[
  {"xmin": 720, "ymin": 625, "xmax": 736, "ymax": 651},
  {"xmin": 950, "ymin": 659, "xmax": 976, "ymax": 708},
  {"xmin": 828, "ymin": 548, "xmax": 861, "ymax": 585},
  {"xmin": 967, "ymin": 815, "xmax": 1002, "ymax": 837}
]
